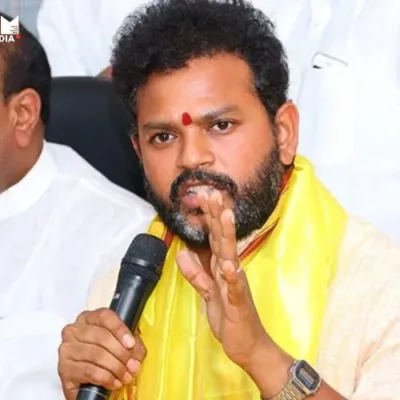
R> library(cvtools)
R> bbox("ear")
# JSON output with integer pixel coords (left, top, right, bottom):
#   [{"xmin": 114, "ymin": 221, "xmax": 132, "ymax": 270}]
[
  {"xmin": 130, "ymin": 135, "xmax": 142, "ymax": 160},
  {"xmin": 9, "ymin": 88, "xmax": 41, "ymax": 148},
  {"xmin": 274, "ymin": 101, "xmax": 299, "ymax": 166}
]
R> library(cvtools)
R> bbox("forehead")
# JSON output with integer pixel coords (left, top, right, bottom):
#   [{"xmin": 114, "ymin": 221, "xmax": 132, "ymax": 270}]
[{"xmin": 136, "ymin": 53, "xmax": 258, "ymax": 120}]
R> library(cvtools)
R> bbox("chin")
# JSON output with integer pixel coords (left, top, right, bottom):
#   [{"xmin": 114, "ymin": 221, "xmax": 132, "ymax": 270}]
[{"xmin": 163, "ymin": 214, "xmax": 208, "ymax": 249}]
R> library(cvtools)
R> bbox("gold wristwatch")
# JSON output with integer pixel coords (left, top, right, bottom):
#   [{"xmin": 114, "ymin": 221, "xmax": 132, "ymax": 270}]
[{"xmin": 267, "ymin": 360, "xmax": 321, "ymax": 400}]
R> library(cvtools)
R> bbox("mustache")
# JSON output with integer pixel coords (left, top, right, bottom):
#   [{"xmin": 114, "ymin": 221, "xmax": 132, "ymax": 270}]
[{"xmin": 170, "ymin": 169, "xmax": 238, "ymax": 203}]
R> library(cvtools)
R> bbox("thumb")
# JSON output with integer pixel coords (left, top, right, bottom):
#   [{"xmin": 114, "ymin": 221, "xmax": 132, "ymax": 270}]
[
  {"xmin": 176, "ymin": 249, "xmax": 216, "ymax": 301},
  {"xmin": 62, "ymin": 383, "xmax": 78, "ymax": 400}
]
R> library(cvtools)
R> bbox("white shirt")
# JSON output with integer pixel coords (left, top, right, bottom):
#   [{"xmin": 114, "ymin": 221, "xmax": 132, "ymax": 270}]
[
  {"xmin": 0, "ymin": 142, "xmax": 155, "ymax": 398},
  {"xmin": 38, "ymin": 0, "xmax": 400, "ymax": 243},
  {"xmin": 251, "ymin": 0, "xmax": 400, "ymax": 244},
  {"xmin": 37, "ymin": 0, "xmax": 147, "ymax": 76}
]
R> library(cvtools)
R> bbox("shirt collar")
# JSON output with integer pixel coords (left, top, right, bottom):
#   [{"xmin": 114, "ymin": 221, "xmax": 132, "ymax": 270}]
[{"xmin": 0, "ymin": 142, "xmax": 58, "ymax": 221}]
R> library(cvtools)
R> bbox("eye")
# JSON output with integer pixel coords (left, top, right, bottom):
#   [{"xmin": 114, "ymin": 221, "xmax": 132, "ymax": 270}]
[
  {"xmin": 210, "ymin": 120, "xmax": 234, "ymax": 133},
  {"xmin": 150, "ymin": 132, "xmax": 175, "ymax": 144}
]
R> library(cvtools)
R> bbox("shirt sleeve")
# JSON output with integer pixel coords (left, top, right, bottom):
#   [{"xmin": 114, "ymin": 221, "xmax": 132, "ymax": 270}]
[
  {"xmin": 0, "ymin": 312, "xmax": 66, "ymax": 398},
  {"xmin": 349, "ymin": 264, "xmax": 400, "ymax": 399},
  {"xmin": 351, "ymin": 320, "xmax": 400, "ymax": 399}
]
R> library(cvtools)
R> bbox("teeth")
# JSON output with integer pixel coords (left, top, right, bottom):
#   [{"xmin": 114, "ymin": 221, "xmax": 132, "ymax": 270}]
[{"xmin": 186, "ymin": 185, "xmax": 217, "ymax": 196}]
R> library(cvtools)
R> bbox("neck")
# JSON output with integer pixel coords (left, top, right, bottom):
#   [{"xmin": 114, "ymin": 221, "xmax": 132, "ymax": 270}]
[{"xmin": 0, "ymin": 139, "xmax": 43, "ymax": 194}]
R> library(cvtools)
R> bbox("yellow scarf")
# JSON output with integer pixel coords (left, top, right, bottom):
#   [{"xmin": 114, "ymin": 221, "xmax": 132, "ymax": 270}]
[{"xmin": 113, "ymin": 156, "xmax": 347, "ymax": 400}]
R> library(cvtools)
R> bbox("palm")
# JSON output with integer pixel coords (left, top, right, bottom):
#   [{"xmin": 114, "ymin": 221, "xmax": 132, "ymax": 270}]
[
  {"xmin": 204, "ymin": 265, "xmax": 261, "ymax": 364},
  {"xmin": 177, "ymin": 191, "xmax": 266, "ymax": 367}
]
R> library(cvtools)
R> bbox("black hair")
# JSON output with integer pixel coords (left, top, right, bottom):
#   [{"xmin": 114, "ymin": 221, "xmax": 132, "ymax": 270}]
[
  {"xmin": 0, "ymin": 12, "xmax": 51, "ymax": 124},
  {"xmin": 111, "ymin": 0, "xmax": 289, "ymax": 136}
]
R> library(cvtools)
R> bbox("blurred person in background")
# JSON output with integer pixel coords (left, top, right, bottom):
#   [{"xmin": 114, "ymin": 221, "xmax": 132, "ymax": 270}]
[
  {"xmin": 0, "ymin": 13, "xmax": 153, "ymax": 398},
  {"xmin": 251, "ymin": 0, "xmax": 400, "ymax": 244},
  {"xmin": 0, "ymin": 0, "xmax": 42, "ymax": 36},
  {"xmin": 37, "ymin": 0, "xmax": 146, "ymax": 77},
  {"xmin": 37, "ymin": 0, "xmax": 400, "ymax": 244}
]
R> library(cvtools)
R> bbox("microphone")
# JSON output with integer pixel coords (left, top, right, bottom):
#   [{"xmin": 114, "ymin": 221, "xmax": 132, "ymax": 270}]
[{"xmin": 77, "ymin": 233, "xmax": 168, "ymax": 400}]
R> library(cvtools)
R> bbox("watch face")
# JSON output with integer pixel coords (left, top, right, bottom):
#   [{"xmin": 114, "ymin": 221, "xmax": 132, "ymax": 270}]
[{"xmin": 295, "ymin": 360, "xmax": 320, "ymax": 391}]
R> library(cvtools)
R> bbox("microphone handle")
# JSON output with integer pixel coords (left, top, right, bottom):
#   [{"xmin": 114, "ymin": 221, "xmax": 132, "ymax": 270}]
[
  {"xmin": 77, "ymin": 386, "xmax": 110, "ymax": 400},
  {"xmin": 77, "ymin": 275, "xmax": 156, "ymax": 400}
]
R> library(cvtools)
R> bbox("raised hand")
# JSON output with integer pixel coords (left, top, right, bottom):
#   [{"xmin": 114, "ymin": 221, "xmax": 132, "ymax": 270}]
[
  {"xmin": 177, "ymin": 190, "xmax": 268, "ymax": 367},
  {"xmin": 177, "ymin": 191, "xmax": 293, "ymax": 397}
]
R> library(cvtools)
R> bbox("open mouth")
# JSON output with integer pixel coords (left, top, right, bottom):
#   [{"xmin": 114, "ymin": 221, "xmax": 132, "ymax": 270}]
[
  {"xmin": 179, "ymin": 181, "xmax": 225, "ymax": 198},
  {"xmin": 175, "ymin": 181, "xmax": 226, "ymax": 210}
]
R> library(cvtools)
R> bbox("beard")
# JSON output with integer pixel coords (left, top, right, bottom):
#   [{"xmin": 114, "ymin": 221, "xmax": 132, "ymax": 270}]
[{"xmin": 143, "ymin": 142, "xmax": 285, "ymax": 249}]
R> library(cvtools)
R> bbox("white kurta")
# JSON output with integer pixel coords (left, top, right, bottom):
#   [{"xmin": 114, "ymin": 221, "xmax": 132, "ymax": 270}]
[{"xmin": 0, "ymin": 142, "xmax": 155, "ymax": 398}]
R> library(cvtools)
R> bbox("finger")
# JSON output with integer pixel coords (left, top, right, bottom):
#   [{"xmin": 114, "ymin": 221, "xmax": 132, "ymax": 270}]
[
  {"xmin": 132, "ymin": 335, "xmax": 147, "ymax": 363},
  {"xmin": 176, "ymin": 249, "xmax": 216, "ymax": 301},
  {"xmin": 60, "ymin": 377, "xmax": 80, "ymax": 400},
  {"xmin": 62, "ymin": 385, "xmax": 78, "ymax": 400},
  {"xmin": 60, "ymin": 359, "xmax": 124, "ymax": 391},
  {"xmin": 207, "ymin": 191, "xmax": 225, "ymax": 255},
  {"xmin": 78, "ymin": 309, "xmax": 135, "ymax": 349},
  {"xmin": 61, "ymin": 323, "xmax": 77, "ymax": 342},
  {"xmin": 219, "ymin": 260, "xmax": 247, "ymax": 307},
  {"xmin": 73, "ymin": 324, "xmax": 133, "ymax": 367},
  {"xmin": 126, "ymin": 335, "xmax": 147, "ymax": 374},
  {"xmin": 198, "ymin": 192, "xmax": 217, "ymax": 250},
  {"xmin": 198, "ymin": 193, "xmax": 215, "ymax": 250},
  {"xmin": 198, "ymin": 191, "xmax": 210, "ymax": 215},
  {"xmin": 60, "ymin": 341, "xmax": 133, "ymax": 384},
  {"xmin": 211, "ymin": 208, "xmax": 238, "ymax": 283},
  {"xmin": 209, "ymin": 216, "xmax": 222, "ymax": 255},
  {"xmin": 209, "ymin": 254, "xmax": 218, "ymax": 280},
  {"xmin": 208, "ymin": 190, "xmax": 224, "ymax": 218},
  {"xmin": 219, "ymin": 208, "xmax": 238, "ymax": 263}
]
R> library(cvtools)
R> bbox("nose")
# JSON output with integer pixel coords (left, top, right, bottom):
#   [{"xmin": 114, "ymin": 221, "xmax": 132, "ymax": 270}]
[{"xmin": 177, "ymin": 130, "xmax": 215, "ymax": 170}]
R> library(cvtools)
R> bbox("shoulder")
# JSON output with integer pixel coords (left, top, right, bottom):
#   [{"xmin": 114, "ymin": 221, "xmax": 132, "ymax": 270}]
[
  {"xmin": 320, "ymin": 217, "xmax": 400, "ymax": 395},
  {"xmin": 47, "ymin": 142, "xmax": 148, "ymax": 205},
  {"xmin": 338, "ymin": 216, "xmax": 400, "ymax": 286},
  {"xmin": 327, "ymin": 216, "xmax": 400, "ymax": 343},
  {"xmin": 46, "ymin": 142, "xmax": 155, "ymax": 235}
]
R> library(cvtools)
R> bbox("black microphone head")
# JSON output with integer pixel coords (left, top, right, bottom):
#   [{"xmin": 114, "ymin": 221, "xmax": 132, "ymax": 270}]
[
  {"xmin": 120, "ymin": 233, "xmax": 168, "ymax": 283},
  {"xmin": 125, "ymin": 233, "xmax": 168, "ymax": 267}
]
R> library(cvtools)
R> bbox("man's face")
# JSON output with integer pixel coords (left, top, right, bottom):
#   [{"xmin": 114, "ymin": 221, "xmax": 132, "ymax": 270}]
[
  {"xmin": 135, "ymin": 53, "xmax": 297, "ymax": 248},
  {"xmin": 0, "ymin": 53, "xmax": 44, "ymax": 194}
]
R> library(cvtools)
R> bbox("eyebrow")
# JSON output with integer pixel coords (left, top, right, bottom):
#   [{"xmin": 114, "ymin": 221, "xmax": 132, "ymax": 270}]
[
  {"xmin": 141, "ymin": 105, "xmax": 241, "ymax": 132},
  {"xmin": 198, "ymin": 105, "xmax": 241, "ymax": 123}
]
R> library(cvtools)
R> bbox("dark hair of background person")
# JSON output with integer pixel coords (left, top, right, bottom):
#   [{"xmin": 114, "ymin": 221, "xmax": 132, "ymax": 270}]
[
  {"xmin": 0, "ymin": 12, "xmax": 51, "ymax": 124},
  {"xmin": 111, "ymin": 0, "xmax": 289, "ymax": 137}
]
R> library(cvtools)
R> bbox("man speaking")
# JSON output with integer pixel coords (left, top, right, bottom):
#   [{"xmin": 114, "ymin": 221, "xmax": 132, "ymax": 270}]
[{"xmin": 58, "ymin": 1, "xmax": 400, "ymax": 399}]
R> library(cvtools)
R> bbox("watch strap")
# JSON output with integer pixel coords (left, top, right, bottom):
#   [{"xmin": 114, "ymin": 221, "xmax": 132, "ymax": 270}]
[
  {"xmin": 269, "ymin": 382, "xmax": 306, "ymax": 400},
  {"xmin": 264, "ymin": 360, "xmax": 321, "ymax": 400}
]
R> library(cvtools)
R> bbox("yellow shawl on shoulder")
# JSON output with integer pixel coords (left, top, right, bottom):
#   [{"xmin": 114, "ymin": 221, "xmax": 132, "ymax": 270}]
[{"xmin": 113, "ymin": 156, "xmax": 347, "ymax": 400}]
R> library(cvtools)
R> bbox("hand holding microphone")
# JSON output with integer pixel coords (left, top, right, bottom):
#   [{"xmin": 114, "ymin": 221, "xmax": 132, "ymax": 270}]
[
  {"xmin": 58, "ymin": 308, "xmax": 146, "ymax": 400},
  {"xmin": 58, "ymin": 234, "xmax": 167, "ymax": 400}
]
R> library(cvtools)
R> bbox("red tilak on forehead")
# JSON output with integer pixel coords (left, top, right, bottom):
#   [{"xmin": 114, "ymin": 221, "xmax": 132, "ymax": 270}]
[{"xmin": 181, "ymin": 112, "xmax": 193, "ymax": 126}]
